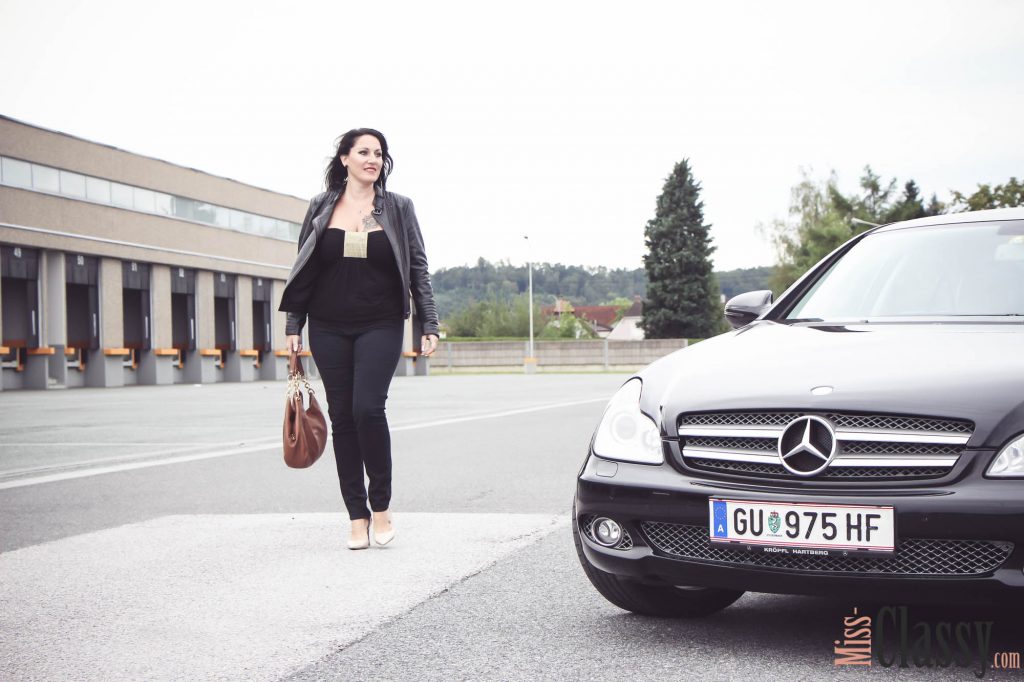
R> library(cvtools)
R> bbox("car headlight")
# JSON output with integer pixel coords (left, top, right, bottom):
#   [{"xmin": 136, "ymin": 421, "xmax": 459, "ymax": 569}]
[
  {"xmin": 987, "ymin": 433, "xmax": 1024, "ymax": 477},
  {"xmin": 592, "ymin": 378, "xmax": 663, "ymax": 464}
]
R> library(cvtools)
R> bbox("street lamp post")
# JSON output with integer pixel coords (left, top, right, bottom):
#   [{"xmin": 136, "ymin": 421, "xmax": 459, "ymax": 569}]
[{"xmin": 524, "ymin": 235, "xmax": 536, "ymax": 373}]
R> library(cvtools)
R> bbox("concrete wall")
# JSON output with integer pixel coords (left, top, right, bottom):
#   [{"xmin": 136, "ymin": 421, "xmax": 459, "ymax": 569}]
[
  {"xmin": 99, "ymin": 258, "xmax": 123, "ymax": 348},
  {"xmin": 43, "ymin": 252, "xmax": 65, "ymax": 346},
  {"xmin": 195, "ymin": 271, "xmax": 214, "ymax": 349},
  {"xmin": 272, "ymin": 279, "xmax": 287, "ymax": 349},
  {"xmin": 432, "ymin": 339, "xmax": 688, "ymax": 370},
  {"xmin": 236, "ymin": 276, "xmax": 253, "ymax": 350},
  {"xmin": 0, "ymin": 187, "xmax": 293, "ymax": 282},
  {"xmin": 0, "ymin": 116, "xmax": 306, "ymax": 223},
  {"xmin": 151, "ymin": 265, "xmax": 172, "ymax": 348}
]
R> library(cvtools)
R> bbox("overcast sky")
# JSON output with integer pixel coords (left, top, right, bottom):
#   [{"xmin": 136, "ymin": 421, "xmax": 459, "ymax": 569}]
[{"xmin": 1, "ymin": 0, "xmax": 1021, "ymax": 273}]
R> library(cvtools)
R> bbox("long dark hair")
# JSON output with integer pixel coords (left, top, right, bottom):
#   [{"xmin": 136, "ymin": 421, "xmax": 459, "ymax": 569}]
[{"xmin": 324, "ymin": 128, "xmax": 394, "ymax": 191}]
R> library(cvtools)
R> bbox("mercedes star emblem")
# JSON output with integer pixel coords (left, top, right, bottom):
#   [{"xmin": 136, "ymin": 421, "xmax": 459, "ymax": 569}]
[{"xmin": 777, "ymin": 415, "xmax": 837, "ymax": 476}]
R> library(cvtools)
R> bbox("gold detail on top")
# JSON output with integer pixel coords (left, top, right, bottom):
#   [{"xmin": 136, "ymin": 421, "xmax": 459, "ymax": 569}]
[{"xmin": 344, "ymin": 230, "xmax": 369, "ymax": 258}]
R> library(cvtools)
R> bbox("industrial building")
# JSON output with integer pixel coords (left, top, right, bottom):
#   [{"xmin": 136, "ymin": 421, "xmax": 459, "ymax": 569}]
[{"xmin": 0, "ymin": 115, "xmax": 422, "ymax": 390}]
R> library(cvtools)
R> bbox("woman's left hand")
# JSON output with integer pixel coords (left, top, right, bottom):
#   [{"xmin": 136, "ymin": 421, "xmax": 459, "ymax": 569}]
[{"xmin": 421, "ymin": 334, "xmax": 439, "ymax": 356}]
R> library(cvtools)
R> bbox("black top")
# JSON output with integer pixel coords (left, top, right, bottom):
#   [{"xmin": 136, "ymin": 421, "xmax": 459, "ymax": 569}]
[
  {"xmin": 306, "ymin": 229, "xmax": 404, "ymax": 324},
  {"xmin": 280, "ymin": 190, "xmax": 440, "ymax": 338}
]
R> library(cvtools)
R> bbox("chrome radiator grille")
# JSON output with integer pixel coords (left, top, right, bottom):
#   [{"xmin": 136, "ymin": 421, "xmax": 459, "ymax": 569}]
[
  {"xmin": 678, "ymin": 411, "xmax": 973, "ymax": 480},
  {"xmin": 686, "ymin": 458, "xmax": 952, "ymax": 480},
  {"xmin": 679, "ymin": 412, "xmax": 972, "ymax": 433},
  {"xmin": 641, "ymin": 522, "xmax": 1012, "ymax": 576}
]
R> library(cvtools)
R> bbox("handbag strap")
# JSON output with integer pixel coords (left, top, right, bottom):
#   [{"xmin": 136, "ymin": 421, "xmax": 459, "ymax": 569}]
[
  {"xmin": 289, "ymin": 350, "xmax": 304, "ymax": 377},
  {"xmin": 286, "ymin": 350, "xmax": 316, "ymax": 398}
]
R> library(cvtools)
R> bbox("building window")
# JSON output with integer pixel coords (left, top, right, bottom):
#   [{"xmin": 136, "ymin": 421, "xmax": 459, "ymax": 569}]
[
  {"xmin": 212, "ymin": 205, "xmax": 229, "ymax": 228},
  {"xmin": 255, "ymin": 214, "xmax": 274, "ymax": 236},
  {"xmin": 1, "ymin": 157, "xmax": 32, "ymax": 188},
  {"xmin": 111, "ymin": 181, "xmax": 134, "ymax": 208},
  {"xmin": 133, "ymin": 187, "xmax": 156, "ymax": 213},
  {"xmin": 86, "ymin": 176, "xmax": 111, "ymax": 203},
  {"xmin": 172, "ymin": 196, "xmax": 195, "ymax": 221},
  {"xmin": 154, "ymin": 191, "xmax": 173, "ymax": 216},
  {"xmin": 59, "ymin": 170, "xmax": 87, "ymax": 198},
  {"xmin": 32, "ymin": 164, "xmax": 60, "ymax": 193},
  {"xmin": 0, "ymin": 154, "xmax": 301, "ymax": 241},
  {"xmin": 230, "ymin": 209, "xmax": 254, "ymax": 231},
  {"xmin": 194, "ymin": 202, "xmax": 217, "ymax": 224}
]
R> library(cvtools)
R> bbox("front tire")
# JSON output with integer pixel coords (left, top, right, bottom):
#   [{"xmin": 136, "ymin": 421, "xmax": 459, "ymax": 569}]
[{"xmin": 572, "ymin": 514, "xmax": 743, "ymax": 617}]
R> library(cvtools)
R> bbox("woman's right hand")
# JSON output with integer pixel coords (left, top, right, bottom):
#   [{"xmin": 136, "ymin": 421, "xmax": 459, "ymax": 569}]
[{"xmin": 286, "ymin": 335, "xmax": 303, "ymax": 353}]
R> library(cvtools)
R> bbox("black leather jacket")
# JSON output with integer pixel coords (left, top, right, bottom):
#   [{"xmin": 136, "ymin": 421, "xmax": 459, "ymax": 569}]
[{"xmin": 278, "ymin": 187, "xmax": 439, "ymax": 337}]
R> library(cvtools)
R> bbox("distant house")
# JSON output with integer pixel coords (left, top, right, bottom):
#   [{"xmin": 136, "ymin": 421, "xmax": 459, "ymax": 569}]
[
  {"xmin": 572, "ymin": 306, "xmax": 620, "ymax": 337},
  {"xmin": 541, "ymin": 297, "xmax": 645, "ymax": 339},
  {"xmin": 542, "ymin": 299, "xmax": 620, "ymax": 337},
  {"xmin": 607, "ymin": 296, "xmax": 645, "ymax": 340},
  {"xmin": 543, "ymin": 299, "xmax": 575, "ymax": 317}
]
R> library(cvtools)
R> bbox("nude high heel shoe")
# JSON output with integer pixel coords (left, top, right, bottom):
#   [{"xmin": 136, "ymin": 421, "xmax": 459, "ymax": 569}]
[
  {"xmin": 347, "ymin": 520, "xmax": 370, "ymax": 550},
  {"xmin": 373, "ymin": 512, "xmax": 396, "ymax": 546}
]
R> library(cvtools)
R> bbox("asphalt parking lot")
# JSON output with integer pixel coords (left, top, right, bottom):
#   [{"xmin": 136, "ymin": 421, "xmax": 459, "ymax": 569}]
[{"xmin": 2, "ymin": 375, "xmax": 1023, "ymax": 681}]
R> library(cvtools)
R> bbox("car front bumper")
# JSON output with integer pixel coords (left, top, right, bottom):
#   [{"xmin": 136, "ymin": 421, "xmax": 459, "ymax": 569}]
[{"xmin": 575, "ymin": 454, "xmax": 1024, "ymax": 602}]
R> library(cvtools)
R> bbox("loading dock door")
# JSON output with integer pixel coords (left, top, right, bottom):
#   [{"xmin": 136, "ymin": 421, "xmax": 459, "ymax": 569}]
[
  {"xmin": 122, "ymin": 261, "xmax": 151, "ymax": 350},
  {"xmin": 213, "ymin": 272, "xmax": 236, "ymax": 351},
  {"xmin": 1, "ymin": 246, "xmax": 40, "ymax": 349},
  {"xmin": 170, "ymin": 268, "xmax": 196, "ymax": 351},
  {"xmin": 65, "ymin": 254, "xmax": 99, "ymax": 350},
  {"xmin": 251, "ymin": 277, "xmax": 271, "ymax": 352}
]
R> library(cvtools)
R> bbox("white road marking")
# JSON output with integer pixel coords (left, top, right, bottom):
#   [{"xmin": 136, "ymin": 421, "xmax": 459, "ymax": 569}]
[
  {"xmin": 0, "ymin": 444, "xmax": 280, "ymax": 490},
  {"xmin": 390, "ymin": 396, "xmax": 606, "ymax": 431},
  {"xmin": 0, "ymin": 439, "xmax": 277, "ymax": 477},
  {"xmin": 0, "ymin": 512, "xmax": 569, "ymax": 682},
  {"xmin": 0, "ymin": 442, "xmax": 229, "ymax": 447},
  {"xmin": 0, "ymin": 397, "xmax": 607, "ymax": 489}
]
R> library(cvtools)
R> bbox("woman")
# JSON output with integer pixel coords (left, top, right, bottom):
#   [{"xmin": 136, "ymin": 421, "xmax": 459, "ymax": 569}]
[{"xmin": 279, "ymin": 128, "xmax": 439, "ymax": 549}]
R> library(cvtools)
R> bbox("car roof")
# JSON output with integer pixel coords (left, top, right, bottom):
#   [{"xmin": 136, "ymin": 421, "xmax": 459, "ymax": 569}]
[{"xmin": 874, "ymin": 207, "xmax": 1024, "ymax": 233}]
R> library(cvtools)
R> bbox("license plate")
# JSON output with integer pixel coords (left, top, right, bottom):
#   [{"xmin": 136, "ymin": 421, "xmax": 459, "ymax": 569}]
[{"xmin": 709, "ymin": 498, "xmax": 895, "ymax": 555}]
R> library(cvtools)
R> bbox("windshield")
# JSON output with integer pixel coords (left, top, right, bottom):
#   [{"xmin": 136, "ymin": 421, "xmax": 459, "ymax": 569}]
[{"xmin": 786, "ymin": 220, "xmax": 1024, "ymax": 321}]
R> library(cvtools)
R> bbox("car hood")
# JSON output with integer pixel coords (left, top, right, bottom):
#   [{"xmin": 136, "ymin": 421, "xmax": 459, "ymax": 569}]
[{"xmin": 643, "ymin": 321, "xmax": 1024, "ymax": 448}]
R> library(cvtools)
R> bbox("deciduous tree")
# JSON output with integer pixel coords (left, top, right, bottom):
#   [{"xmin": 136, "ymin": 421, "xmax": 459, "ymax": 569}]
[
  {"xmin": 767, "ymin": 167, "xmax": 945, "ymax": 293},
  {"xmin": 950, "ymin": 177, "xmax": 1024, "ymax": 211}
]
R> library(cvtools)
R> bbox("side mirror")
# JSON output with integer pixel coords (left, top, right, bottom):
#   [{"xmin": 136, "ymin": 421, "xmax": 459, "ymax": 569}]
[{"xmin": 724, "ymin": 290, "xmax": 773, "ymax": 329}]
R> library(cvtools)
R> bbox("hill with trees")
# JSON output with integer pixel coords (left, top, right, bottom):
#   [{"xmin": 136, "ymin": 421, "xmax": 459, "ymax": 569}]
[
  {"xmin": 430, "ymin": 259, "xmax": 773, "ymax": 336},
  {"xmin": 716, "ymin": 266, "xmax": 775, "ymax": 299},
  {"xmin": 431, "ymin": 259, "xmax": 647, "ymax": 321}
]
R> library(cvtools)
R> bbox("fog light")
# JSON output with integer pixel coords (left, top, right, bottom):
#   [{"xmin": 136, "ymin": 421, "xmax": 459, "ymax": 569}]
[{"xmin": 593, "ymin": 517, "xmax": 622, "ymax": 547}]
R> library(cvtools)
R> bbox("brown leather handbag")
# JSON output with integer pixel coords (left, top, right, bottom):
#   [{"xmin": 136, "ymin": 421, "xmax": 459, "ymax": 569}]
[{"xmin": 283, "ymin": 352, "xmax": 328, "ymax": 468}]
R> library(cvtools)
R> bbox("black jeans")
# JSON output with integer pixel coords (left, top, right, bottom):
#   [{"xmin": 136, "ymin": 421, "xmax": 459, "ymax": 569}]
[{"xmin": 307, "ymin": 317, "xmax": 404, "ymax": 520}]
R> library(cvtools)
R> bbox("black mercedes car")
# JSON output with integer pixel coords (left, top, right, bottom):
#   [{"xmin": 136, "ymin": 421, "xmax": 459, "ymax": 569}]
[{"xmin": 574, "ymin": 208, "xmax": 1024, "ymax": 616}]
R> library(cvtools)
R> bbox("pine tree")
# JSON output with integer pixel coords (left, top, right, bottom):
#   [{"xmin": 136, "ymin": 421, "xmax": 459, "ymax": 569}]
[{"xmin": 642, "ymin": 159, "xmax": 723, "ymax": 339}]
